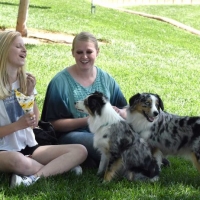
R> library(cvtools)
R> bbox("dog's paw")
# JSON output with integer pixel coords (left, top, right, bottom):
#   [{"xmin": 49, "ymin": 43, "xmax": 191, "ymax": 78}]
[
  {"xmin": 102, "ymin": 179, "xmax": 111, "ymax": 184},
  {"xmin": 150, "ymin": 176, "xmax": 159, "ymax": 182},
  {"xmin": 162, "ymin": 158, "xmax": 170, "ymax": 167},
  {"xmin": 97, "ymin": 170, "xmax": 105, "ymax": 178}
]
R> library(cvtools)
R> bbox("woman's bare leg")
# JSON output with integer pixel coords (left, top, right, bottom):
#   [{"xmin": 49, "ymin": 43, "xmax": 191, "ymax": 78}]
[
  {"xmin": 0, "ymin": 144, "xmax": 87, "ymax": 176},
  {"xmin": 1, "ymin": 144, "xmax": 87, "ymax": 187},
  {"xmin": 31, "ymin": 144, "xmax": 87, "ymax": 177},
  {"xmin": 0, "ymin": 151, "xmax": 43, "ymax": 175}
]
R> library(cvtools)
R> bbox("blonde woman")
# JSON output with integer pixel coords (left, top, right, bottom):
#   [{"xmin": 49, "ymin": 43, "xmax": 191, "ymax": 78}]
[{"xmin": 0, "ymin": 31, "xmax": 87, "ymax": 188}]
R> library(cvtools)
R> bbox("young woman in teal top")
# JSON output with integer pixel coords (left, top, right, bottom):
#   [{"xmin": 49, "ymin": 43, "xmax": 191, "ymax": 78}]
[{"xmin": 41, "ymin": 32, "xmax": 127, "ymax": 167}]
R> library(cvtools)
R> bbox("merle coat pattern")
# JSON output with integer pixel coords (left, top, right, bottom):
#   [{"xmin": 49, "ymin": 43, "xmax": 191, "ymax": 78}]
[
  {"xmin": 75, "ymin": 91, "xmax": 159, "ymax": 182},
  {"xmin": 126, "ymin": 92, "xmax": 200, "ymax": 171}
]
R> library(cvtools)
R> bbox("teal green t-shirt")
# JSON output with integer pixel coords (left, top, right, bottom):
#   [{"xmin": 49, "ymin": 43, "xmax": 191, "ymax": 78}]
[{"xmin": 41, "ymin": 67, "xmax": 127, "ymax": 123}]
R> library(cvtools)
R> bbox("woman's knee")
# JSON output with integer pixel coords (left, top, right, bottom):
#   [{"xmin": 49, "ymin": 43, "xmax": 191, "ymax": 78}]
[
  {"xmin": 3, "ymin": 153, "xmax": 31, "ymax": 173},
  {"xmin": 15, "ymin": 156, "xmax": 32, "ymax": 171},
  {"xmin": 75, "ymin": 144, "xmax": 88, "ymax": 161}
]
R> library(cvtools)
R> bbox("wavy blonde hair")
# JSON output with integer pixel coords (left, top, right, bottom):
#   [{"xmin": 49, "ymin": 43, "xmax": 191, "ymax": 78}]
[{"xmin": 0, "ymin": 31, "xmax": 27, "ymax": 99}]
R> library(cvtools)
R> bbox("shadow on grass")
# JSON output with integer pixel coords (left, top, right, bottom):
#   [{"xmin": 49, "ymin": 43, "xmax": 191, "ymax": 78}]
[{"xmin": 0, "ymin": 1, "xmax": 51, "ymax": 9}]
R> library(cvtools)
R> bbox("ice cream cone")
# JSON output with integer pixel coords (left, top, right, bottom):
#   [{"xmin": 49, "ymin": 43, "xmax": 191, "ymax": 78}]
[
  {"xmin": 15, "ymin": 90, "xmax": 35, "ymax": 114},
  {"xmin": 15, "ymin": 90, "xmax": 35, "ymax": 129}
]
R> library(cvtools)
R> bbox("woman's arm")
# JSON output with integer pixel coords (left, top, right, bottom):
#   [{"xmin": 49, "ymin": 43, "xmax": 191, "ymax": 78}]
[
  {"xmin": 112, "ymin": 106, "xmax": 127, "ymax": 119},
  {"xmin": 0, "ymin": 113, "xmax": 36, "ymax": 138},
  {"xmin": 33, "ymin": 101, "xmax": 40, "ymax": 127},
  {"xmin": 26, "ymin": 72, "xmax": 39, "ymax": 126},
  {"xmin": 0, "ymin": 102, "xmax": 38, "ymax": 138},
  {"xmin": 26, "ymin": 73, "xmax": 36, "ymax": 96},
  {"xmin": 51, "ymin": 117, "xmax": 88, "ymax": 132}
]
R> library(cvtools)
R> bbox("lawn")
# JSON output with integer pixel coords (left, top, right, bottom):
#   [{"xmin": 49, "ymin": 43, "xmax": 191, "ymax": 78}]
[
  {"xmin": 125, "ymin": 5, "xmax": 200, "ymax": 30},
  {"xmin": 0, "ymin": 0, "xmax": 200, "ymax": 199}
]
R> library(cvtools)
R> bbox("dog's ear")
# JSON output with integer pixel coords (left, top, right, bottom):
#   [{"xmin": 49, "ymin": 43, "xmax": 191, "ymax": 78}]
[
  {"xmin": 156, "ymin": 94, "xmax": 164, "ymax": 111},
  {"xmin": 93, "ymin": 91, "xmax": 108, "ymax": 101},
  {"xmin": 94, "ymin": 91, "xmax": 103, "ymax": 96},
  {"xmin": 129, "ymin": 93, "xmax": 141, "ymax": 106},
  {"xmin": 88, "ymin": 96, "xmax": 104, "ymax": 115}
]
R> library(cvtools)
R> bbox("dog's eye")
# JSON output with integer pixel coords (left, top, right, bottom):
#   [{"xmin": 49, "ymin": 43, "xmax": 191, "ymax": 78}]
[
  {"xmin": 143, "ymin": 101, "xmax": 150, "ymax": 107},
  {"xmin": 155, "ymin": 102, "xmax": 159, "ymax": 108}
]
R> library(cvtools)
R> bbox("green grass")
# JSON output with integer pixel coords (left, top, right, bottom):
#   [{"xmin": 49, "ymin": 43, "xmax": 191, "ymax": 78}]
[
  {"xmin": 1, "ymin": 0, "xmax": 200, "ymax": 199},
  {"xmin": 124, "ymin": 5, "xmax": 200, "ymax": 30},
  {"xmin": 1, "ymin": 158, "xmax": 200, "ymax": 200}
]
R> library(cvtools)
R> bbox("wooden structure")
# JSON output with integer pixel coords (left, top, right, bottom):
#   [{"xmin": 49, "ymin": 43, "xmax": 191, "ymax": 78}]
[{"xmin": 16, "ymin": 0, "xmax": 29, "ymax": 37}]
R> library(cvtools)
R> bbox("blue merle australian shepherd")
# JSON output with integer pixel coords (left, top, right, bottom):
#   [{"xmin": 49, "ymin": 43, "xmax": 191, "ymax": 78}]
[
  {"xmin": 75, "ymin": 91, "xmax": 159, "ymax": 182},
  {"xmin": 126, "ymin": 92, "xmax": 200, "ymax": 172}
]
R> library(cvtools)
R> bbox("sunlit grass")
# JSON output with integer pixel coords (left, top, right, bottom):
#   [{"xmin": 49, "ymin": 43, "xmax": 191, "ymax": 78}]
[{"xmin": 0, "ymin": 0, "xmax": 200, "ymax": 199}]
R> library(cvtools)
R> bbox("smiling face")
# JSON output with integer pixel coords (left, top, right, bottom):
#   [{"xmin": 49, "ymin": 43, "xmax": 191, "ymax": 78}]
[
  {"xmin": 7, "ymin": 36, "xmax": 27, "ymax": 69},
  {"xmin": 72, "ymin": 40, "xmax": 99, "ymax": 70},
  {"xmin": 128, "ymin": 93, "xmax": 164, "ymax": 123}
]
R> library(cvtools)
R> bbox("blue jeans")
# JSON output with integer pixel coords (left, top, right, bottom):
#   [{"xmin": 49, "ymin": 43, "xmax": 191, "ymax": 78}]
[{"xmin": 58, "ymin": 131, "xmax": 100, "ymax": 168}]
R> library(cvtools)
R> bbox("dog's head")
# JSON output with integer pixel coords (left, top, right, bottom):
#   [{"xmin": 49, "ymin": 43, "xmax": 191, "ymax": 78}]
[
  {"xmin": 75, "ymin": 91, "xmax": 108, "ymax": 116},
  {"xmin": 128, "ymin": 93, "xmax": 164, "ymax": 122}
]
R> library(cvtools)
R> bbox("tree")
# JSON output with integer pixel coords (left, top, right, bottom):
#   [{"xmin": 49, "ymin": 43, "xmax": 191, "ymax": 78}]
[{"xmin": 16, "ymin": 0, "xmax": 29, "ymax": 37}]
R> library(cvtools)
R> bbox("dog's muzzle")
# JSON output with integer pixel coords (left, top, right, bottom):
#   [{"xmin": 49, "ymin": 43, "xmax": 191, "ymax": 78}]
[{"xmin": 143, "ymin": 111, "xmax": 158, "ymax": 122}]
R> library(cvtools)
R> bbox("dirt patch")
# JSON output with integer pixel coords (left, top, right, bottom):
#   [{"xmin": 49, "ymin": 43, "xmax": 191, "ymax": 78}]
[
  {"xmin": 0, "ymin": 28, "xmax": 75, "ymax": 45},
  {"xmin": 24, "ymin": 28, "xmax": 75, "ymax": 45},
  {"xmin": 0, "ymin": 28, "xmax": 108, "ymax": 45}
]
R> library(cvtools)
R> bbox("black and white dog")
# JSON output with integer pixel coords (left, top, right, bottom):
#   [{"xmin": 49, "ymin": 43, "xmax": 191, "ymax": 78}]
[
  {"xmin": 75, "ymin": 91, "xmax": 159, "ymax": 182},
  {"xmin": 126, "ymin": 92, "xmax": 200, "ymax": 171}
]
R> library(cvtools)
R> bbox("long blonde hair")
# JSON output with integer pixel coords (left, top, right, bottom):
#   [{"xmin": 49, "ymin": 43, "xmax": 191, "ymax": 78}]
[{"xmin": 0, "ymin": 31, "xmax": 27, "ymax": 99}]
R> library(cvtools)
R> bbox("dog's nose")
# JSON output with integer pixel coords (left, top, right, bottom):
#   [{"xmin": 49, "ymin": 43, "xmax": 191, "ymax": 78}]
[{"xmin": 153, "ymin": 111, "xmax": 159, "ymax": 116}]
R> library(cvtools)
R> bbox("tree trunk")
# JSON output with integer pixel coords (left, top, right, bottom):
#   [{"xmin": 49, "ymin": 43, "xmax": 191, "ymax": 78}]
[{"xmin": 16, "ymin": 0, "xmax": 29, "ymax": 37}]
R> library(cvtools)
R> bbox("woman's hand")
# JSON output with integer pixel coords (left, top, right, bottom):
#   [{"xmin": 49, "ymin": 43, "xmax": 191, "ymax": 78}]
[
  {"xmin": 26, "ymin": 73, "xmax": 36, "ymax": 96},
  {"xmin": 17, "ymin": 113, "xmax": 37, "ymax": 129},
  {"xmin": 112, "ymin": 106, "xmax": 127, "ymax": 119}
]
